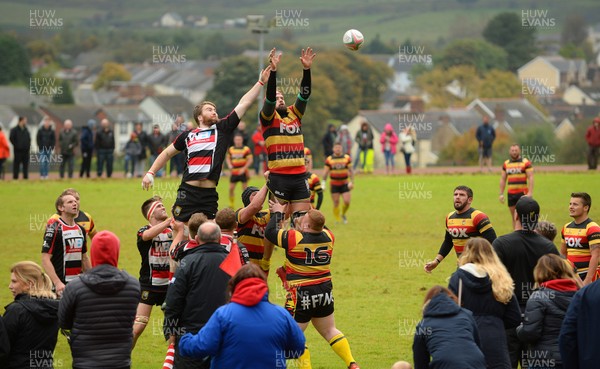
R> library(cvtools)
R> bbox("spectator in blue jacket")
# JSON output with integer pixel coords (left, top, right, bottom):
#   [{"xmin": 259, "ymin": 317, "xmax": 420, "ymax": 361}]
[
  {"xmin": 558, "ymin": 268, "xmax": 600, "ymax": 369},
  {"xmin": 178, "ymin": 263, "xmax": 306, "ymax": 369},
  {"xmin": 413, "ymin": 285, "xmax": 486, "ymax": 369},
  {"xmin": 79, "ymin": 119, "xmax": 95, "ymax": 178},
  {"xmin": 476, "ymin": 115, "xmax": 495, "ymax": 172}
]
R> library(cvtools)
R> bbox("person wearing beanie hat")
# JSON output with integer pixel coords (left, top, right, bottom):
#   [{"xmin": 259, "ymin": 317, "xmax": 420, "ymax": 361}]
[
  {"xmin": 178, "ymin": 263, "xmax": 305, "ymax": 368},
  {"xmin": 585, "ymin": 117, "xmax": 600, "ymax": 169},
  {"xmin": 492, "ymin": 196, "xmax": 560, "ymax": 368},
  {"xmin": 561, "ymin": 192, "xmax": 600, "ymax": 286},
  {"xmin": 79, "ymin": 119, "xmax": 95, "ymax": 178},
  {"xmin": 58, "ymin": 230, "xmax": 140, "ymax": 369},
  {"xmin": 236, "ymin": 184, "xmax": 274, "ymax": 275}
]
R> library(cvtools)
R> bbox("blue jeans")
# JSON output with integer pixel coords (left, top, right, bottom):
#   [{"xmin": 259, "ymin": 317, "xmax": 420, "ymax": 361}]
[
  {"xmin": 38, "ymin": 149, "xmax": 51, "ymax": 177},
  {"xmin": 384, "ymin": 150, "xmax": 395, "ymax": 168},
  {"xmin": 404, "ymin": 152, "xmax": 412, "ymax": 167},
  {"xmin": 97, "ymin": 149, "xmax": 114, "ymax": 178},
  {"xmin": 124, "ymin": 155, "xmax": 136, "ymax": 176},
  {"xmin": 353, "ymin": 148, "xmax": 366, "ymax": 169}
]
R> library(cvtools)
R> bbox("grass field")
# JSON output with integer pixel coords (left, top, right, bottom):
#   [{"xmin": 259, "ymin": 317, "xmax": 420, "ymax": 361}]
[{"xmin": 1, "ymin": 171, "xmax": 598, "ymax": 368}]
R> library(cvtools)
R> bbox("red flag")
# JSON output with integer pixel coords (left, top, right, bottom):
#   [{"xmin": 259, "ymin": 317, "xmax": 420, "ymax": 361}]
[{"xmin": 219, "ymin": 243, "xmax": 243, "ymax": 276}]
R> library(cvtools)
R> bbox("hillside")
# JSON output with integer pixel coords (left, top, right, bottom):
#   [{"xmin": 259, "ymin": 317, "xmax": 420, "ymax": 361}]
[{"xmin": 3, "ymin": 0, "xmax": 600, "ymax": 47}]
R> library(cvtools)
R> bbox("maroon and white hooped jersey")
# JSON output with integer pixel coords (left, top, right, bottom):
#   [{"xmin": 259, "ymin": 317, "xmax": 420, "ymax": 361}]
[{"xmin": 42, "ymin": 218, "xmax": 87, "ymax": 283}]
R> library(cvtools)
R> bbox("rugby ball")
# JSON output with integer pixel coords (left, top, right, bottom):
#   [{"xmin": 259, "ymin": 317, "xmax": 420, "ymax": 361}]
[{"xmin": 343, "ymin": 29, "xmax": 364, "ymax": 51}]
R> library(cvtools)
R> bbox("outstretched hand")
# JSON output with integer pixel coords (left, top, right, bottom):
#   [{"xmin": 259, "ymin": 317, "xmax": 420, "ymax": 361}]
[
  {"xmin": 300, "ymin": 47, "xmax": 316, "ymax": 69},
  {"xmin": 268, "ymin": 48, "xmax": 281, "ymax": 71},
  {"xmin": 260, "ymin": 65, "xmax": 272, "ymax": 85}
]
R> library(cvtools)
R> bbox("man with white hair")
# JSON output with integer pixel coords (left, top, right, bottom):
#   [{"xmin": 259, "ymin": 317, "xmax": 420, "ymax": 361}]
[
  {"xmin": 59, "ymin": 119, "xmax": 78, "ymax": 179},
  {"xmin": 163, "ymin": 221, "xmax": 231, "ymax": 369}
]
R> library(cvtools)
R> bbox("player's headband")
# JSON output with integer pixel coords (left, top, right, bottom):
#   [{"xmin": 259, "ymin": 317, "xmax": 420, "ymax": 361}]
[{"xmin": 146, "ymin": 201, "xmax": 161, "ymax": 220}]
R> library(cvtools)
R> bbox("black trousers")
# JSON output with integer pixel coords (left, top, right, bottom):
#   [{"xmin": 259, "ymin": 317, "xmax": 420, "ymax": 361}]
[{"xmin": 12, "ymin": 150, "xmax": 29, "ymax": 179}]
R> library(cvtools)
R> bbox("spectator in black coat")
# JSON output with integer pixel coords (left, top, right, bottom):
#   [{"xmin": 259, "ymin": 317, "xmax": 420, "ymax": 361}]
[
  {"xmin": 36, "ymin": 116, "xmax": 55, "ymax": 180},
  {"xmin": 559, "ymin": 276, "xmax": 600, "ymax": 369},
  {"xmin": 163, "ymin": 222, "xmax": 231, "ymax": 369},
  {"xmin": 59, "ymin": 231, "xmax": 140, "ymax": 369},
  {"xmin": 9, "ymin": 116, "xmax": 31, "ymax": 179},
  {"xmin": 518, "ymin": 254, "xmax": 581, "ymax": 369},
  {"xmin": 413, "ymin": 285, "xmax": 486, "ymax": 369},
  {"xmin": 449, "ymin": 238, "xmax": 522, "ymax": 369},
  {"xmin": 79, "ymin": 119, "xmax": 95, "ymax": 178},
  {"xmin": 492, "ymin": 196, "xmax": 560, "ymax": 368},
  {"xmin": 133, "ymin": 122, "xmax": 149, "ymax": 177},
  {"xmin": 95, "ymin": 119, "xmax": 115, "ymax": 178},
  {"xmin": 4, "ymin": 261, "xmax": 59, "ymax": 369},
  {"xmin": 147, "ymin": 124, "xmax": 166, "ymax": 177},
  {"xmin": 322, "ymin": 124, "xmax": 337, "ymax": 161}
]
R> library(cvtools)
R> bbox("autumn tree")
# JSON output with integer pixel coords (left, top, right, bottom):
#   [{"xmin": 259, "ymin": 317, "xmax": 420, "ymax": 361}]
[
  {"xmin": 93, "ymin": 62, "xmax": 131, "ymax": 90},
  {"xmin": 483, "ymin": 12, "xmax": 536, "ymax": 71}
]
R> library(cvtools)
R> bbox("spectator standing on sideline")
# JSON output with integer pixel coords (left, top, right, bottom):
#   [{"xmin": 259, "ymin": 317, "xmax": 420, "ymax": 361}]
[
  {"xmin": 399, "ymin": 126, "xmax": 416, "ymax": 175},
  {"xmin": 413, "ymin": 286, "xmax": 486, "ymax": 369},
  {"xmin": 168, "ymin": 118, "xmax": 185, "ymax": 178},
  {"xmin": 148, "ymin": 124, "xmax": 166, "ymax": 178},
  {"xmin": 79, "ymin": 119, "xmax": 94, "ymax": 178},
  {"xmin": 232, "ymin": 120, "xmax": 250, "ymax": 147},
  {"xmin": 9, "ymin": 116, "xmax": 31, "ymax": 180},
  {"xmin": 133, "ymin": 122, "xmax": 149, "ymax": 177},
  {"xmin": 517, "ymin": 254, "xmax": 581, "ymax": 369},
  {"xmin": 36, "ymin": 116, "xmax": 55, "ymax": 180},
  {"xmin": 59, "ymin": 119, "xmax": 78, "ymax": 179},
  {"xmin": 95, "ymin": 118, "xmax": 115, "ymax": 178},
  {"xmin": 336, "ymin": 124, "xmax": 353, "ymax": 157},
  {"xmin": 559, "ymin": 274, "xmax": 600, "ymax": 369},
  {"xmin": 476, "ymin": 115, "xmax": 496, "ymax": 172},
  {"xmin": 0, "ymin": 124, "xmax": 9, "ymax": 180},
  {"xmin": 353, "ymin": 122, "xmax": 374, "ymax": 173},
  {"xmin": 163, "ymin": 222, "xmax": 231, "ymax": 368},
  {"xmin": 322, "ymin": 123, "xmax": 337, "ymax": 161},
  {"xmin": 380, "ymin": 123, "xmax": 398, "ymax": 175},
  {"xmin": 4, "ymin": 261, "xmax": 59, "ymax": 369},
  {"xmin": 251, "ymin": 125, "xmax": 267, "ymax": 175},
  {"xmin": 492, "ymin": 196, "xmax": 559, "ymax": 369},
  {"xmin": 124, "ymin": 132, "xmax": 142, "ymax": 179},
  {"xmin": 585, "ymin": 117, "xmax": 600, "ymax": 170},
  {"xmin": 178, "ymin": 263, "xmax": 306, "ymax": 368},
  {"xmin": 448, "ymin": 238, "xmax": 521, "ymax": 369},
  {"xmin": 59, "ymin": 231, "xmax": 140, "ymax": 369}
]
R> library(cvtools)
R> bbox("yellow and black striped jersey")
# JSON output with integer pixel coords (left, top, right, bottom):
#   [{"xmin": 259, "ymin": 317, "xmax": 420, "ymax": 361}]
[
  {"xmin": 502, "ymin": 158, "xmax": 532, "ymax": 195},
  {"xmin": 227, "ymin": 145, "xmax": 252, "ymax": 176},
  {"xmin": 235, "ymin": 210, "xmax": 271, "ymax": 262},
  {"xmin": 275, "ymin": 227, "xmax": 334, "ymax": 288},
  {"xmin": 562, "ymin": 218, "xmax": 600, "ymax": 275},
  {"xmin": 439, "ymin": 207, "xmax": 495, "ymax": 257},
  {"xmin": 307, "ymin": 172, "xmax": 322, "ymax": 204},
  {"xmin": 325, "ymin": 154, "xmax": 351, "ymax": 186}
]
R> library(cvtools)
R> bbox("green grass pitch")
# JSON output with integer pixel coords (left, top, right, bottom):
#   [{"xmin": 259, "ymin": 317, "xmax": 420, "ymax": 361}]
[{"xmin": 0, "ymin": 171, "xmax": 597, "ymax": 368}]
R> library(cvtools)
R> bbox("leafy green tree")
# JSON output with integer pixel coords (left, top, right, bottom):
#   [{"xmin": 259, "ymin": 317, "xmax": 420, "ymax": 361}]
[
  {"xmin": 557, "ymin": 120, "xmax": 589, "ymax": 164},
  {"xmin": 0, "ymin": 33, "xmax": 31, "ymax": 85},
  {"xmin": 362, "ymin": 33, "xmax": 395, "ymax": 54},
  {"xmin": 513, "ymin": 126, "xmax": 558, "ymax": 166},
  {"xmin": 561, "ymin": 14, "xmax": 588, "ymax": 47},
  {"xmin": 483, "ymin": 12, "xmax": 536, "ymax": 71},
  {"xmin": 26, "ymin": 40, "xmax": 58, "ymax": 64},
  {"xmin": 93, "ymin": 62, "xmax": 131, "ymax": 90},
  {"xmin": 437, "ymin": 39, "xmax": 508, "ymax": 73}
]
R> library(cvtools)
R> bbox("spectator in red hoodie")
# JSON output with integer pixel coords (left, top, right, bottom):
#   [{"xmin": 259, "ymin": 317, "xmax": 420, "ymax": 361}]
[
  {"xmin": 59, "ymin": 231, "xmax": 140, "ymax": 369},
  {"xmin": 585, "ymin": 117, "xmax": 600, "ymax": 170}
]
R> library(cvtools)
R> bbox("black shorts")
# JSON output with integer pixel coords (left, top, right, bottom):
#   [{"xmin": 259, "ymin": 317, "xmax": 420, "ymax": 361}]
[
  {"xmin": 285, "ymin": 280, "xmax": 334, "ymax": 323},
  {"xmin": 480, "ymin": 146, "xmax": 492, "ymax": 158},
  {"xmin": 508, "ymin": 193, "xmax": 525, "ymax": 207},
  {"xmin": 139, "ymin": 288, "xmax": 167, "ymax": 306},
  {"xmin": 172, "ymin": 182, "xmax": 218, "ymax": 221},
  {"xmin": 230, "ymin": 173, "xmax": 248, "ymax": 183},
  {"xmin": 267, "ymin": 172, "xmax": 310, "ymax": 203},
  {"xmin": 330, "ymin": 184, "xmax": 349, "ymax": 194}
]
